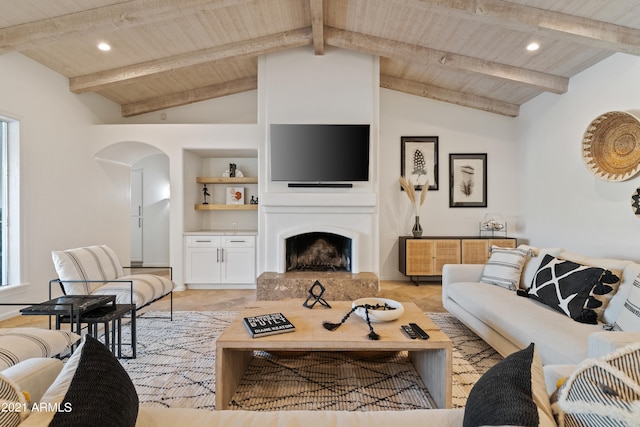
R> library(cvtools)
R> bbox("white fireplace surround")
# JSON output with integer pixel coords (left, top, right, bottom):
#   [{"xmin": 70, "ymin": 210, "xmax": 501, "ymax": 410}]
[{"xmin": 261, "ymin": 192, "xmax": 378, "ymax": 274}]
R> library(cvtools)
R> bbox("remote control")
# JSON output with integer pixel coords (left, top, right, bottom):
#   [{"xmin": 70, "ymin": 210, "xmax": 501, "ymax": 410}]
[
  {"xmin": 409, "ymin": 323, "xmax": 430, "ymax": 340},
  {"xmin": 401, "ymin": 325, "xmax": 417, "ymax": 339}
]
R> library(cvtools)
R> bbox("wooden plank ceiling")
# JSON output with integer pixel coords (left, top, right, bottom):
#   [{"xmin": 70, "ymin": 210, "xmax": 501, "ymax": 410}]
[{"xmin": 2, "ymin": 0, "xmax": 640, "ymax": 117}]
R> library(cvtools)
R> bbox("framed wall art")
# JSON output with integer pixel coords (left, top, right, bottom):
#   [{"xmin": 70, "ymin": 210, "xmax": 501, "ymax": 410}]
[
  {"xmin": 449, "ymin": 153, "xmax": 487, "ymax": 208},
  {"xmin": 401, "ymin": 136, "xmax": 438, "ymax": 191}
]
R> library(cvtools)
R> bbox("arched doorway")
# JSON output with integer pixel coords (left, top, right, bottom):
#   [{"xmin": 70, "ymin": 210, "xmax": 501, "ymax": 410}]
[{"xmin": 95, "ymin": 142, "xmax": 170, "ymax": 267}]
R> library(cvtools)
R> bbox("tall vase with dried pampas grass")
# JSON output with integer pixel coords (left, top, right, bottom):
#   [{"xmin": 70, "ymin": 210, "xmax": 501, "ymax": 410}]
[{"xmin": 400, "ymin": 176, "xmax": 429, "ymax": 237}]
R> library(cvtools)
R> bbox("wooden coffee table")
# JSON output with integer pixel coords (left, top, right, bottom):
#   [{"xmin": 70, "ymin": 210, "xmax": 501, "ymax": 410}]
[{"xmin": 215, "ymin": 300, "xmax": 452, "ymax": 410}]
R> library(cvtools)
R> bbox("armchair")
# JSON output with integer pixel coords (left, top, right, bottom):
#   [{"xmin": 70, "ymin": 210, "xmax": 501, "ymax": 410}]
[{"xmin": 50, "ymin": 245, "xmax": 174, "ymax": 320}]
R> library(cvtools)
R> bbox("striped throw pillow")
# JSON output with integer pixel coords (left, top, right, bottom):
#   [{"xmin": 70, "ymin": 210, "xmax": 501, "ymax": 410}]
[
  {"xmin": 0, "ymin": 374, "xmax": 29, "ymax": 427},
  {"xmin": 610, "ymin": 274, "xmax": 640, "ymax": 332},
  {"xmin": 480, "ymin": 245, "xmax": 533, "ymax": 291},
  {"xmin": 555, "ymin": 343, "xmax": 640, "ymax": 426}
]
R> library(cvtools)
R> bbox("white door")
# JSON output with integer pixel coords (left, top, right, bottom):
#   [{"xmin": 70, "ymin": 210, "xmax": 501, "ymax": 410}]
[{"xmin": 130, "ymin": 169, "xmax": 143, "ymax": 264}]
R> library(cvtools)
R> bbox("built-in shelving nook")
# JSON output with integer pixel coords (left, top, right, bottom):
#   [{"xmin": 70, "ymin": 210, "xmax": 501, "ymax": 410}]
[{"xmin": 183, "ymin": 148, "xmax": 259, "ymax": 232}]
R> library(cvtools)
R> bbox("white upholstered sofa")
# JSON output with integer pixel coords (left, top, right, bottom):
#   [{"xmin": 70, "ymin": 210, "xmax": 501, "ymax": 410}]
[
  {"xmin": 7, "ymin": 334, "xmax": 638, "ymax": 427},
  {"xmin": 0, "ymin": 328, "xmax": 79, "ymax": 370},
  {"xmin": 442, "ymin": 247, "xmax": 640, "ymax": 365},
  {"xmin": 50, "ymin": 245, "xmax": 175, "ymax": 319}
]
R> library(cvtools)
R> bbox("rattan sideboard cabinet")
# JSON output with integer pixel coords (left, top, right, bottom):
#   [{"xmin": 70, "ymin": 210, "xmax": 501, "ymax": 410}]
[
  {"xmin": 399, "ymin": 236, "xmax": 516, "ymax": 284},
  {"xmin": 461, "ymin": 238, "xmax": 516, "ymax": 264}
]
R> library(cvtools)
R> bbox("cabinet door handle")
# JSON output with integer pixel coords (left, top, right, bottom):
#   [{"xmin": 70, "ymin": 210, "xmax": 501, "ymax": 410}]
[
  {"xmin": 216, "ymin": 248, "xmax": 220, "ymax": 263},
  {"xmin": 221, "ymin": 248, "xmax": 224, "ymax": 263},
  {"xmin": 196, "ymin": 240, "xmax": 211, "ymax": 243},
  {"xmin": 229, "ymin": 240, "xmax": 245, "ymax": 243}
]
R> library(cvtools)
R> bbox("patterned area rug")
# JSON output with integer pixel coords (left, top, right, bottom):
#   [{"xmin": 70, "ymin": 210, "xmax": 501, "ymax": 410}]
[{"xmin": 118, "ymin": 311, "xmax": 502, "ymax": 411}]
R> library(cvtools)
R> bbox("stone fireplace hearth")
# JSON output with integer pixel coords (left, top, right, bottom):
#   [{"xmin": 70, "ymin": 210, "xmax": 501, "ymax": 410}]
[{"xmin": 256, "ymin": 271, "xmax": 379, "ymax": 301}]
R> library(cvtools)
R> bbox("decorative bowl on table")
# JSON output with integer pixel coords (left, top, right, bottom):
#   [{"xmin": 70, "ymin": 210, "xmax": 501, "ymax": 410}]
[{"xmin": 352, "ymin": 298, "xmax": 404, "ymax": 322}]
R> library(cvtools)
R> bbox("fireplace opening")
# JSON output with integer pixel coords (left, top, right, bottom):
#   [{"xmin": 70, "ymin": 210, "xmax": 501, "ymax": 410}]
[{"xmin": 286, "ymin": 232, "xmax": 352, "ymax": 272}]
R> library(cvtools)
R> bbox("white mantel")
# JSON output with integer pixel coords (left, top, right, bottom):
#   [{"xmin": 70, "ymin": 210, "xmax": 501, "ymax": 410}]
[{"xmin": 262, "ymin": 192, "xmax": 377, "ymax": 273}]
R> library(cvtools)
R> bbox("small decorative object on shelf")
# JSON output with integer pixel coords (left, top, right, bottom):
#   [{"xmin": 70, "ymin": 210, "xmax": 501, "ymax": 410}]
[
  {"xmin": 202, "ymin": 184, "xmax": 210, "ymax": 205},
  {"xmin": 226, "ymin": 187, "xmax": 244, "ymax": 204},
  {"xmin": 480, "ymin": 212, "xmax": 507, "ymax": 237},
  {"xmin": 400, "ymin": 176, "xmax": 429, "ymax": 237},
  {"xmin": 250, "ymin": 195, "xmax": 259, "ymax": 205},
  {"xmin": 222, "ymin": 167, "xmax": 244, "ymax": 178}
]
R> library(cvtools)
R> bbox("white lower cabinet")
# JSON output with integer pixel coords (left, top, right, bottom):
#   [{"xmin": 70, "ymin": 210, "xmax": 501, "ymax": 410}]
[{"xmin": 185, "ymin": 234, "xmax": 256, "ymax": 287}]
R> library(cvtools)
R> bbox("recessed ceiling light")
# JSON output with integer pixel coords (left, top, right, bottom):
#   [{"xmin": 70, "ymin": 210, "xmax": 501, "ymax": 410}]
[
  {"xmin": 526, "ymin": 42, "xmax": 540, "ymax": 52},
  {"xmin": 97, "ymin": 42, "xmax": 111, "ymax": 51}
]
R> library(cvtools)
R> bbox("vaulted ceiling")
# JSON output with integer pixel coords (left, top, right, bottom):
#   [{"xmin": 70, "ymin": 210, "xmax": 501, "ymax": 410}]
[{"xmin": 2, "ymin": 0, "xmax": 640, "ymax": 117}]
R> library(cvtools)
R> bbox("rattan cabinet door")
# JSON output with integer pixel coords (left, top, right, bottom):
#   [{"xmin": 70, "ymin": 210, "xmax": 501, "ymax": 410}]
[
  {"xmin": 461, "ymin": 239, "xmax": 516, "ymax": 264},
  {"xmin": 405, "ymin": 238, "xmax": 461, "ymax": 276},
  {"xmin": 433, "ymin": 240, "xmax": 461, "ymax": 274},
  {"xmin": 405, "ymin": 239, "xmax": 435, "ymax": 276}
]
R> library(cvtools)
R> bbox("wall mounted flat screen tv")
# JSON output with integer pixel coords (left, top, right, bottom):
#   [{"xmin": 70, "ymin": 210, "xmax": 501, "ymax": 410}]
[{"xmin": 270, "ymin": 124, "xmax": 370, "ymax": 182}]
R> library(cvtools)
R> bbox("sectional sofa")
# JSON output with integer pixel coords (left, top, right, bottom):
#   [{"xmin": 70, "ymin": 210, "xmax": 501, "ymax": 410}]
[
  {"xmin": 442, "ymin": 247, "xmax": 640, "ymax": 365},
  {"xmin": 8, "ymin": 334, "xmax": 637, "ymax": 427}
]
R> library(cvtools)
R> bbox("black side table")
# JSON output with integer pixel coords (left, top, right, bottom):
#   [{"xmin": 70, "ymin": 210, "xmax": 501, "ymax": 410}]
[
  {"xmin": 21, "ymin": 295, "xmax": 116, "ymax": 333},
  {"xmin": 80, "ymin": 304, "xmax": 136, "ymax": 359}
]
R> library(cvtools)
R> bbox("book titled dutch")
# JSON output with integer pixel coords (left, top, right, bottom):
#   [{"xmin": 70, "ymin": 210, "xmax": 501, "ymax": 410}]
[{"xmin": 243, "ymin": 312, "xmax": 295, "ymax": 338}]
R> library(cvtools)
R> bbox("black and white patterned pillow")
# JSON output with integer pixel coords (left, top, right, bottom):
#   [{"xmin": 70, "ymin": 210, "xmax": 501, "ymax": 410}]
[
  {"xmin": 555, "ymin": 343, "xmax": 640, "ymax": 426},
  {"xmin": 0, "ymin": 374, "xmax": 28, "ymax": 427},
  {"xmin": 525, "ymin": 255, "xmax": 605, "ymax": 324}
]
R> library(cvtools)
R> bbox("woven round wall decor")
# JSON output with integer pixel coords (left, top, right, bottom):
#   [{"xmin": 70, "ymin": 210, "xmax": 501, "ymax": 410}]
[{"xmin": 582, "ymin": 111, "xmax": 640, "ymax": 181}]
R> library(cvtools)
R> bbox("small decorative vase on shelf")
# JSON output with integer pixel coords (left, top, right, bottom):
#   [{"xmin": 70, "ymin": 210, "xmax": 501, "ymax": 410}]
[{"xmin": 412, "ymin": 216, "xmax": 423, "ymax": 237}]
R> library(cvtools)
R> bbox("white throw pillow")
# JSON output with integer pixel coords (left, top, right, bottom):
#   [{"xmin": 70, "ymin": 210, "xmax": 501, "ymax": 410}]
[
  {"xmin": 480, "ymin": 245, "xmax": 533, "ymax": 291},
  {"xmin": 609, "ymin": 274, "xmax": 640, "ymax": 332}
]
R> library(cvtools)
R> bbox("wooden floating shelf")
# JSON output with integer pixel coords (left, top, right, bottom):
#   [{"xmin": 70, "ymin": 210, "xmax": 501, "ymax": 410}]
[
  {"xmin": 196, "ymin": 177, "xmax": 258, "ymax": 184},
  {"xmin": 194, "ymin": 204, "xmax": 258, "ymax": 211}
]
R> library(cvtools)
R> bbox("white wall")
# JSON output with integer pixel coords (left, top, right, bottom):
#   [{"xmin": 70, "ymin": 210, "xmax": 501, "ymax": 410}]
[
  {"xmin": 516, "ymin": 53, "xmax": 640, "ymax": 261},
  {"xmin": 379, "ymin": 89, "xmax": 520, "ymax": 279},
  {"xmin": 120, "ymin": 91, "xmax": 258, "ymax": 124},
  {"xmin": 0, "ymin": 53, "xmax": 124, "ymax": 317}
]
